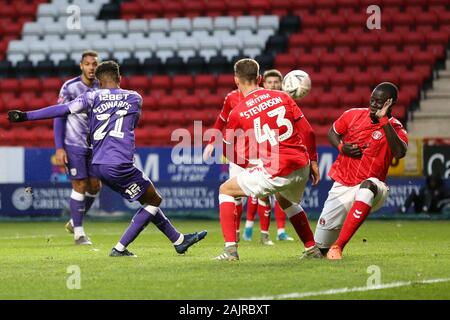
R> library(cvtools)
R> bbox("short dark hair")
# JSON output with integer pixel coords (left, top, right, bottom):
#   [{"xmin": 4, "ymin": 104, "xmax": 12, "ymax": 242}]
[
  {"xmin": 373, "ymin": 82, "xmax": 399, "ymax": 103},
  {"xmin": 263, "ymin": 69, "xmax": 282, "ymax": 81},
  {"xmin": 234, "ymin": 58, "xmax": 260, "ymax": 83},
  {"xmin": 95, "ymin": 60, "xmax": 120, "ymax": 83},
  {"xmin": 81, "ymin": 50, "xmax": 98, "ymax": 62}
]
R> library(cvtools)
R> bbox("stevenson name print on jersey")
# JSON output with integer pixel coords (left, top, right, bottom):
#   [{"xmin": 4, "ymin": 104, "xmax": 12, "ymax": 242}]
[
  {"xmin": 224, "ymin": 88, "xmax": 310, "ymax": 177},
  {"xmin": 66, "ymin": 89, "xmax": 142, "ymax": 165}
]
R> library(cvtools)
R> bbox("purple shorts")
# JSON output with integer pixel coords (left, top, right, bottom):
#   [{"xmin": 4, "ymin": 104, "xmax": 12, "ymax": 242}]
[
  {"xmin": 91, "ymin": 163, "xmax": 151, "ymax": 202},
  {"xmin": 65, "ymin": 145, "xmax": 95, "ymax": 180}
]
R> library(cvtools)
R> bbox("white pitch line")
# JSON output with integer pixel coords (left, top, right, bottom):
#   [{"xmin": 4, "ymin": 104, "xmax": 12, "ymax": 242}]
[{"xmin": 237, "ymin": 277, "xmax": 450, "ymax": 300}]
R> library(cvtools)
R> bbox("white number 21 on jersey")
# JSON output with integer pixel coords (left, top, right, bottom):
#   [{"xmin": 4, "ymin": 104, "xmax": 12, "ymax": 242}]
[
  {"xmin": 253, "ymin": 106, "xmax": 293, "ymax": 146},
  {"xmin": 93, "ymin": 110, "xmax": 128, "ymax": 141}
]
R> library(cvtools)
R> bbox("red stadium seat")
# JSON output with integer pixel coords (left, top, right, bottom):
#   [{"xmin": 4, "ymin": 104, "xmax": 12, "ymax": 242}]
[
  {"xmin": 127, "ymin": 76, "xmax": 150, "ymax": 92},
  {"xmin": 121, "ymin": 2, "xmax": 141, "ymax": 19},
  {"xmin": 320, "ymin": 53, "xmax": 342, "ymax": 68},
  {"xmin": 162, "ymin": 1, "xmax": 183, "ymax": 18},
  {"xmin": 366, "ymin": 51, "xmax": 388, "ymax": 66},
  {"xmin": 20, "ymin": 78, "xmax": 42, "ymax": 93},
  {"xmin": 342, "ymin": 51, "xmax": 365, "ymax": 67},
  {"xmin": 216, "ymin": 74, "xmax": 235, "ymax": 90},
  {"xmin": 150, "ymin": 75, "xmax": 172, "ymax": 91},
  {"xmin": 247, "ymin": 0, "xmax": 270, "ymax": 16},
  {"xmin": 180, "ymin": 95, "xmax": 201, "ymax": 110},
  {"xmin": 298, "ymin": 54, "xmax": 320, "ymax": 69},
  {"xmin": 183, "ymin": 0, "xmax": 206, "ymax": 18},
  {"xmin": 340, "ymin": 91, "xmax": 363, "ymax": 108},
  {"xmin": 43, "ymin": 77, "xmax": 63, "ymax": 92},
  {"xmin": 275, "ymin": 53, "xmax": 297, "ymax": 69},
  {"xmin": 172, "ymin": 75, "xmax": 194, "ymax": 91},
  {"xmin": 194, "ymin": 75, "xmax": 216, "ymax": 90},
  {"xmin": 388, "ymin": 51, "xmax": 412, "ymax": 66},
  {"xmin": 141, "ymin": 2, "xmax": 162, "ymax": 19},
  {"xmin": 397, "ymin": 71, "xmax": 423, "ymax": 86},
  {"xmin": 203, "ymin": 94, "xmax": 224, "ymax": 110},
  {"xmin": 403, "ymin": 32, "xmax": 425, "ymax": 46},
  {"xmin": 159, "ymin": 95, "xmax": 179, "ymax": 110},
  {"xmin": 204, "ymin": 1, "xmax": 226, "ymax": 17},
  {"xmin": 141, "ymin": 94, "xmax": 159, "ymax": 110},
  {"xmin": 0, "ymin": 79, "xmax": 20, "ymax": 94},
  {"xmin": 289, "ymin": 34, "xmax": 311, "ymax": 49},
  {"xmin": 226, "ymin": 0, "xmax": 248, "ymax": 16}
]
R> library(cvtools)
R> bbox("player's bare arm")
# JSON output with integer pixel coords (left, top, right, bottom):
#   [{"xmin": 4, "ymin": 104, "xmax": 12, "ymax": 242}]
[
  {"xmin": 328, "ymin": 127, "xmax": 362, "ymax": 159},
  {"xmin": 375, "ymin": 98, "xmax": 408, "ymax": 159},
  {"xmin": 55, "ymin": 148, "xmax": 68, "ymax": 165}
]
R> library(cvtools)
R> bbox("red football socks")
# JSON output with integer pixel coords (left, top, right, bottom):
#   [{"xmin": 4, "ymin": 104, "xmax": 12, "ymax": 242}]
[
  {"xmin": 335, "ymin": 201, "xmax": 372, "ymax": 249},
  {"xmin": 289, "ymin": 211, "xmax": 315, "ymax": 248}
]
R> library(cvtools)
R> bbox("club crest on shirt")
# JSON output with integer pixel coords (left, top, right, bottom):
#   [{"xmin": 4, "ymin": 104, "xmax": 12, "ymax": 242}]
[
  {"xmin": 372, "ymin": 130, "xmax": 383, "ymax": 140},
  {"xmin": 70, "ymin": 168, "xmax": 77, "ymax": 176},
  {"xmin": 319, "ymin": 218, "xmax": 326, "ymax": 226}
]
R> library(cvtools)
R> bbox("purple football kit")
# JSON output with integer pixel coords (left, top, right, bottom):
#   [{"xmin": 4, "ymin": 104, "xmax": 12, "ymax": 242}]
[
  {"xmin": 55, "ymin": 76, "xmax": 99, "ymax": 180},
  {"xmin": 21, "ymin": 86, "xmax": 207, "ymax": 255},
  {"xmin": 66, "ymin": 89, "xmax": 151, "ymax": 201}
]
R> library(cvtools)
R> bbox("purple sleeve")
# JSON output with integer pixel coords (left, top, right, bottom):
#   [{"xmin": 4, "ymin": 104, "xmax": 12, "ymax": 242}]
[
  {"xmin": 27, "ymin": 104, "xmax": 71, "ymax": 121},
  {"xmin": 53, "ymin": 117, "xmax": 66, "ymax": 149}
]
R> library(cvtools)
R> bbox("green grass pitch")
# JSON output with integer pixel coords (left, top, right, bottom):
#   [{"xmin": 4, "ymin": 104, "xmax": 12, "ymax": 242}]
[{"xmin": 0, "ymin": 219, "xmax": 449, "ymax": 300}]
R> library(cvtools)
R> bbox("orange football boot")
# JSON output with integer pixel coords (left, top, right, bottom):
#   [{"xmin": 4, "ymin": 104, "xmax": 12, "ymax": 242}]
[{"xmin": 326, "ymin": 244, "xmax": 343, "ymax": 260}]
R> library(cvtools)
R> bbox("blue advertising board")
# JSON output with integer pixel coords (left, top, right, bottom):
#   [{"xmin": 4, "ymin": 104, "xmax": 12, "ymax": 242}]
[{"xmin": 0, "ymin": 146, "xmax": 430, "ymax": 218}]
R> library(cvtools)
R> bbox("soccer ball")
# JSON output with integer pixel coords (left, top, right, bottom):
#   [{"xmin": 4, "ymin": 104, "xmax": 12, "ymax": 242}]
[{"xmin": 282, "ymin": 70, "xmax": 312, "ymax": 100}]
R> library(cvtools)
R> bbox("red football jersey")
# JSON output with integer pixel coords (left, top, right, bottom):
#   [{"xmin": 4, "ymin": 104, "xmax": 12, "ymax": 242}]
[
  {"xmin": 208, "ymin": 89, "xmax": 244, "ymax": 144},
  {"xmin": 328, "ymin": 108, "xmax": 408, "ymax": 186},
  {"xmin": 224, "ymin": 88, "xmax": 311, "ymax": 177}
]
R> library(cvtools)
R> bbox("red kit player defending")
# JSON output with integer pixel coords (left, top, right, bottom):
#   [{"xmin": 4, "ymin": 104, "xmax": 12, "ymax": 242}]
[{"xmin": 314, "ymin": 82, "xmax": 408, "ymax": 260}]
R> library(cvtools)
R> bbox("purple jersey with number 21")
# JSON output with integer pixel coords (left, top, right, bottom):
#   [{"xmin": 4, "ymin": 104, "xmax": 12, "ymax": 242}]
[{"xmin": 67, "ymin": 88, "xmax": 142, "ymax": 165}]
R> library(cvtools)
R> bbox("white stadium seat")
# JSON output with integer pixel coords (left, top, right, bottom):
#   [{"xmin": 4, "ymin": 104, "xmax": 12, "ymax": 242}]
[
  {"xmin": 83, "ymin": 20, "xmax": 106, "ymax": 36},
  {"xmin": 211, "ymin": 30, "xmax": 231, "ymax": 39},
  {"xmin": 242, "ymin": 48, "xmax": 261, "ymax": 58},
  {"xmin": 37, "ymin": 4, "xmax": 59, "ymax": 18},
  {"xmin": 149, "ymin": 19, "xmax": 170, "ymax": 33},
  {"xmin": 107, "ymin": 20, "xmax": 128, "ymax": 35},
  {"xmin": 236, "ymin": 16, "xmax": 257, "ymax": 32},
  {"xmin": 191, "ymin": 30, "xmax": 210, "ymax": 39},
  {"xmin": 128, "ymin": 19, "xmax": 149, "ymax": 33},
  {"xmin": 170, "ymin": 31, "xmax": 189, "ymax": 40},
  {"xmin": 84, "ymin": 34, "xmax": 104, "ymax": 43},
  {"xmin": 127, "ymin": 32, "xmax": 146, "ymax": 42},
  {"xmin": 214, "ymin": 16, "xmax": 235, "ymax": 31},
  {"xmin": 192, "ymin": 17, "xmax": 213, "ymax": 33},
  {"xmin": 171, "ymin": 18, "xmax": 192, "ymax": 33},
  {"xmin": 258, "ymin": 15, "xmax": 279, "ymax": 31},
  {"xmin": 23, "ymin": 22, "xmax": 43, "ymax": 37}
]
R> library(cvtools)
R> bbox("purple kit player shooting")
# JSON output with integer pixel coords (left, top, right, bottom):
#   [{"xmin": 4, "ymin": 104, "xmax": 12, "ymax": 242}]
[
  {"xmin": 8, "ymin": 61, "xmax": 207, "ymax": 257},
  {"xmin": 54, "ymin": 50, "xmax": 101, "ymax": 245}
]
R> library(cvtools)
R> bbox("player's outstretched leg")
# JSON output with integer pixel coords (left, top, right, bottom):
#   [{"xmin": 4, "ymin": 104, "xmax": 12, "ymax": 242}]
[
  {"xmin": 243, "ymin": 196, "xmax": 257, "ymax": 241},
  {"xmin": 274, "ymin": 201, "xmax": 294, "ymax": 241},
  {"xmin": 151, "ymin": 208, "xmax": 207, "ymax": 254},
  {"xmin": 110, "ymin": 206, "xmax": 153, "ymax": 257},
  {"xmin": 328, "ymin": 181, "xmax": 377, "ymax": 260}
]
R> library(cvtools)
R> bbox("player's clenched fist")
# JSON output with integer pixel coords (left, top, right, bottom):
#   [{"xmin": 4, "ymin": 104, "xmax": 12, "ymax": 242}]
[
  {"xmin": 340, "ymin": 143, "xmax": 362, "ymax": 159},
  {"xmin": 7, "ymin": 110, "xmax": 27, "ymax": 122}
]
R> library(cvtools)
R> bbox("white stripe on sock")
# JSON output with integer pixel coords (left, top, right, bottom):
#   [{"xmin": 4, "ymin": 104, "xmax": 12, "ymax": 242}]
[
  {"xmin": 355, "ymin": 188, "xmax": 375, "ymax": 206},
  {"xmin": 71, "ymin": 190, "xmax": 85, "ymax": 201},
  {"xmin": 219, "ymin": 194, "xmax": 235, "ymax": 204},
  {"xmin": 284, "ymin": 204, "xmax": 302, "ymax": 218},
  {"xmin": 173, "ymin": 233, "xmax": 184, "ymax": 245},
  {"xmin": 114, "ymin": 242, "xmax": 125, "ymax": 252},
  {"xmin": 143, "ymin": 205, "xmax": 159, "ymax": 215}
]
